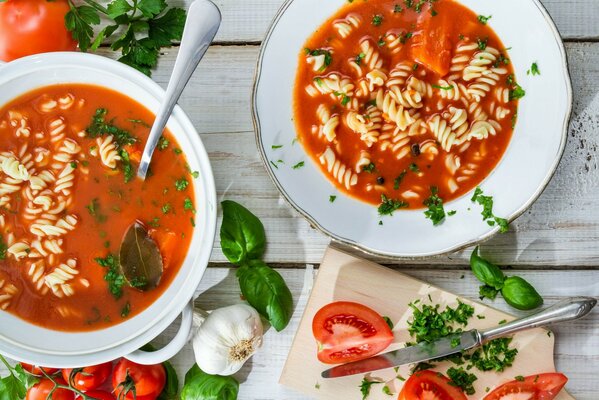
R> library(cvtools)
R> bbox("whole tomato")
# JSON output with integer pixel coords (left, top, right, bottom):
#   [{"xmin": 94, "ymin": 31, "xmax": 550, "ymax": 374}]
[
  {"xmin": 26, "ymin": 378, "xmax": 74, "ymax": 400},
  {"xmin": 112, "ymin": 359, "xmax": 166, "ymax": 400},
  {"xmin": 0, "ymin": 0, "xmax": 78, "ymax": 62},
  {"xmin": 62, "ymin": 362, "xmax": 112, "ymax": 391}
]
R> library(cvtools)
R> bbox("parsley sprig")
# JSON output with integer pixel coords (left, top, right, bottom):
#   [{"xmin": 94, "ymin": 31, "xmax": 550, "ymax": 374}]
[{"xmin": 65, "ymin": 0, "xmax": 186, "ymax": 76}]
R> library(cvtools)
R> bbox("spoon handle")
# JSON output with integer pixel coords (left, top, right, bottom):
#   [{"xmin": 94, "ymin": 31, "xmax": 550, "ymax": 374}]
[{"xmin": 138, "ymin": 0, "xmax": 222, "ymax": 179}]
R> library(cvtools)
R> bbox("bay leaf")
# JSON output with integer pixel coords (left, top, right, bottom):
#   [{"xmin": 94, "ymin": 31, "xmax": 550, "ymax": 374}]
[{"xmin": 119, "ymin": 221, "xmax": 163, "ymax": 291}]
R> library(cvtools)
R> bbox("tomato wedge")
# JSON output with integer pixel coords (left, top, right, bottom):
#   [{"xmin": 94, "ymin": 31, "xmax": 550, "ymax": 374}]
[
  {"xmin": 398, "ymin": 370, "xmax": 467, "ymax": 400},
  {"xmin": 312, "ymin": 301, "xmax": 393, "ymax": 364},
  {"xmin": 484, "ymin": 373, "xmax": 568, "ymax": 400},
  {"xmin": 410, "ymin": 11, "xmax": 452, "ymax": 76}
]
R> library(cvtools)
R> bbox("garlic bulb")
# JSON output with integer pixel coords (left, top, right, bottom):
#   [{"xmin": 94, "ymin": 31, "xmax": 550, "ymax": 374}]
[{"xmin": 192, "ymin": 303, "xmax": 263, "ymax": 376}]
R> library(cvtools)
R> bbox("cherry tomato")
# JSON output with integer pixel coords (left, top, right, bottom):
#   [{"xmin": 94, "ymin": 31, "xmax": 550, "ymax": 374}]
[
  {"xmin": 62, "ymin": 362, "xmax": 112, "ymax": 391},
  {"xmin": 312, "ymin": 301, "xmax": 394, "ymax": 364},
  {"xmin": 112, "ymin": 359, "xmax": 166, "ymax": 399},
  {"xmin": 76, "ymin": 390, "xmax": 115, "ymax": 400},
  {"xmin": 0, "ymin": 0, "xmax": 78, "ymax": 62},
  {"xmin": 398, "ymin": 370, "xmax": 468, "ymax": 400},
  {"xmin": 20, "ymin": 363, "xmax": 59, "ymax": 376},
  {"xmin": 484, "ymin": 373, "xmax": 568, "ymax": 400},
  {"xmin": 26, "ymin": 378, "xmax": 75, "ymax": 400}
]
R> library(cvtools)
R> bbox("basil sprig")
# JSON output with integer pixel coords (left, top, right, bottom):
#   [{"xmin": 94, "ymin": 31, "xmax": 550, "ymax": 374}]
[
  {"xmin": 181, "ymin": 365, "xmax": 238, "ymax": 400},
  {"xmin": 470, "ymin": 247, "xmax": 543, "ymax": 310},
  {"xmin": 220, "ymin": 201, "xmax": 293, "ymax": 331}
]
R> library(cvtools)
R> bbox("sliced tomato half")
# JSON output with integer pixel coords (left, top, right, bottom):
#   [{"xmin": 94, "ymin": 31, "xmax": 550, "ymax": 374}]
[
  {"xmin": 312, "ymin": 301, "xmax": 393, "ymax": 364},
  {"xmin": 398, "ymin": 370, "xmax": 467, "ymax": 400},
  {"xmin": 484, "ymin": 373, "xmax": 568, "ymax": 400}
]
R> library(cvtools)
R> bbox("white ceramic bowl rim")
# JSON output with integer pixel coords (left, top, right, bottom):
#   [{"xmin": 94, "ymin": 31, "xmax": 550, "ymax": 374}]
[
  {"xmin": 252, "ymin": 0, "xmax": 573, "ymax": 258},
  {"xmin": 0, "ymin": 52, "xmax": 217, "ymax": 367}
]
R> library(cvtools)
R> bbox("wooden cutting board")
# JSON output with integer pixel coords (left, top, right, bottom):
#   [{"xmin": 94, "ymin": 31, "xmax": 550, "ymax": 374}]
[{"xmin": 280, "ymin": 247, "xmax": 574, "ymax": 400}]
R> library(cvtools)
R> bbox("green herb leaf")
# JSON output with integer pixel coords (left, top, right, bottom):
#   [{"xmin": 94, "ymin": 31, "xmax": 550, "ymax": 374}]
[
  {"xmin": 363, "ymin": 162, "xmax": 376, "ymax": 173},
  {"xmin": 220, "ymin": 200, "xmax": 266, "ymax": 265},
  {"xmin": 471, "ymin": 187, "xmax": 509, "ymax": 232},
  {"xmin": 469, "ymin": 337, "xmax": 518, "ymax": 372},
  {"xmin": 447, "ymin": 367, "xmax": 477, "ymax": 395},
  {"xmin": 95, "ymin": 254, "xmax": 126, "ymax": 298},
  {"xmin": 158, "ymin": 358, "xmax": 180, "ymax": 400},
  {"xmin": 477, "ymin": 15, "xmax": 492, "ymax": 25},
  {"xmin": 0, "ymin": 235, "xmax": 6, "ymax": 260},
  {"xmin": 237, "ymin": 260, "xmax": 293, "ymax": 331},
  {"xmin": 181, "ymin": 364, "xmax": 239, "ymax": 400},
  {"xmin": 501, "ymin": 276, "xmax": 543, "ymax": 310},
  {"xmin": 175, "ymin": 178, "xmax": 189, "ymax": 191},
  {"xmin": 423, "ymin": 187, "xmax": 446, "ymax": 225},
  {"xmin": 360, "ymin": 378, "xmax": 382, "ymax": 400},
  {"xmin": 479, "ymin": 284, "xmax": 500, "ymax": 300},
  {"xmin": 372, "ymin": 14, "xmax": 383, "ymax": 26},
  {"xmin": 119, "ymin": 222, "xmax": 163, "ymax": 291},
  {"xmin": 527, "ymin": 62, "xmax": 540, "ymax": 76},
  {"xmin": 378, "ymin": 194, "xmax": 408, "ymax": 216},
  {"xmin": 470, "ymin": 246, "xmax": 505, "ymax": 290}
]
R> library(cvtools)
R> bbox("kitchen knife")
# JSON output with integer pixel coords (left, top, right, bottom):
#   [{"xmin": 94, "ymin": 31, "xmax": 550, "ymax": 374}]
[{"xmin": 321, "ymin": 296, "xmax": 596, "ymax": 379}]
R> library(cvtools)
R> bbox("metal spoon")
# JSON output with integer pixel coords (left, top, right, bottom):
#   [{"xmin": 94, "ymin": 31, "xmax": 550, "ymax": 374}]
[{"xmin": 137, "ymin": 0, "xmax": 221, "ymax": 180}]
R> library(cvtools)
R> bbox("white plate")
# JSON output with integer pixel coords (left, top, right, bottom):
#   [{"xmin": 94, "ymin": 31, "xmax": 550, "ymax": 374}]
[{"xmin": 252, "ymin": 0, "xmax": 572, "ymax": 258}]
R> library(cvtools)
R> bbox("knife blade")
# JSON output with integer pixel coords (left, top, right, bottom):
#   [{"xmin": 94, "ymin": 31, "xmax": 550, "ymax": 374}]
[
  {"xmin": 321, "ymin": 297, "xmax": 597, "ymax": 379},
  {"xmin": 321, "ymin": 330, "xmax": 480, "ymax": 378}
]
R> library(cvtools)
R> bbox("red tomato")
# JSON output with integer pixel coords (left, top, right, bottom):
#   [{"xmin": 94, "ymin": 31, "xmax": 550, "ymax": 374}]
[
  {"xmin": 20, "ymin": 363, "xmax": 59, "ymax": 376},
  {"xmin": 411, "ymin": 12, "xmax": 452, "ymax": 76},
  {"xmin": 26, "ymin": 378, "xmax": 75, "ymax": 400},
  {"xmin": 312, "ymin": 301, "xmax": 394, "ymax": 364},
  {"xmin": 0, "ymin": 0, "xmax": 78, "ymax": 62},
  {"xmin": 484, "ymin": 373, "xmax": 568, "ymax": 400},
  {"xmin": 76, "ymin": 391, "xmax": 115, "ymax": 400},
  {"xmin": 112, "ymin": 359, "xmax": 166, "ymax": 399},
  {"xmin": 62, "ymin": 362, "xmax": 112, "ymax": 391},
  {"xmin": 398, "ymin": 370, "xmax": 467, "ymax": 400}
]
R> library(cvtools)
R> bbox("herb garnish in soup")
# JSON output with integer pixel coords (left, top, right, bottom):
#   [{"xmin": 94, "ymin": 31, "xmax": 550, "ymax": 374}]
[
  {"xmin": 0, "ymin": 84, "xmax": 196, "ymax": 331},
  {"xmin": 294, "ymin": 0, "xmax": 520, "ymax": 212}
]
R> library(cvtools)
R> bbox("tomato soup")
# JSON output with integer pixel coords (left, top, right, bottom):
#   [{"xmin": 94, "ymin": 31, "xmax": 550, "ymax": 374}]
[
  {"xmin": 293, "ymin": 0, "xmax": 518, "ymax": 210},
  {"xmin": 0, "ymin": 84, "xmax": 196, "ymax": 331}
]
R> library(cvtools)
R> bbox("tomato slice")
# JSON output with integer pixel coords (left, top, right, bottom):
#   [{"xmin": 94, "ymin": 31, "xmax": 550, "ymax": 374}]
[
  {"xmin": 484, "ymin": 373, "xmax": 568, "ymax": 400},
  {"xmin": 312, "ymin": 301, "xmax": 393, "ymax": 364},
  {"xmin": 398, "ymin": 370, "xmax": 467, "ymax": 400},
  {"xmin": 410, "ymin": 11, "xmax": 452, "ymax": 76}
]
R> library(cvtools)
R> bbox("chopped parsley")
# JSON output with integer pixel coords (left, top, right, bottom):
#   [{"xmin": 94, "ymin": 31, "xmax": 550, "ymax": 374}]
[
  {"xmin": 372, "ymin": 14, "xmax": 383, "ymax": 26},
  {"xmin": 184, "ymin": 197, "xmax": 195, "ymax": 212},
  {"xmin": 515, "ymin": 375, "xmax": 525, "ymax": 382},
  {"xmin": 95, "ymin": 254, "xmax": 125, "ymax": 299},
  {"xmin": 393, "ymin": 4, "xmax": 403, "ymax": 13},
  {"xmin": 409, "ymin": 163, "xmax": 420, "ymax": 173},
  {"xmin": 477, "ymin": 37, "xmax": 488, "ymax": 51},
  {"xmin": 363, "ymin": 162, "xmax": 376, "ymax": 173},
  {"xmin": 378, "ymin": 194, "xmax": 408, "ymax": 216},
  {"xmin": 86, "ymin": 108, "xmax": 137, "ymax": 147},
  {"xmin": 527, "ymin": 62, "xmax": 540, "ymax": 76},
  {"xmin": 394, "ymin": 170, "xmax": 407, "ymax": 190},
  {"xmin": 173, "ymin": 148, "xmax": 182, "ymax": 155},
  {"xmin": 509, "ymin": 83, "xmax": 526, "ymax": 100},
  {"xmin": 121, "ymin": 302, "xmax": 131, "ymax": 318},
  {"xmin": 382, "ymin": 386, "xmax": 393, "ymax": 396},
  {"xmin": 292, "ymin": 161, "xmax": 305, "ymax": 169},
  {"xmin": 477, "ymin": 15, "xmax": 492, "ymax": 25},
  {"xmin": 0, "ymin": 235, "xmax": 6, "ymax": 260},
  {"xmin": 149, "ymin": 217, "xmax": 160, "ymax": 228},
  {"xmin": 423, "ymin": 186, "xmax": 446, "ymax": 225},
  {"xmin": 447, "ymin": 367, "xmax": 477, "ymax": 395},
  {"xmin": 272, "ymin": 144, "xmax": 283, "ymax": 149},
  {"xmin": 175, "ymin": 178, "xmax": 189, "ymax": 191},
  {"xmin": 329, "ymin": 195, "xmax": 337, "ymax": 203},
  {"xmin": 304, "ymin": 48, "xmax": 332, "ymax": 71},
  {"xmin": 360, "ymin": 378, "xmax": 382, "ymax": 400},
  {"xmin": 354, "ymin": 52, "xmax": 366, "ymax": 65},
  {"xmin": 471, "ymin": 187, "xmax": 509, "ymax": 232},
  {"xmin": 86, "ymin": 198, "xmax": 107, "ymax": 223},
  {"xmin": 399, "ymin": 31, "xmax": 413, "ymax": 44},
  {"xmin": 469, "ymin": 337, "xmax": 518, "ymax": 372},
  {"xmin": 161, "ymin": 203, "xmax": 172, "ymax": 214},
  {"xmin": 118, "ymin": 148, "xmax": 134, "ymax": 183},
  {"xmin": 158, "ymin": 136, "xmax": 170, "ymax": 150},
  {"xmin": 407, "ymin": 300, "xmax": 474, "ymax": 343}
]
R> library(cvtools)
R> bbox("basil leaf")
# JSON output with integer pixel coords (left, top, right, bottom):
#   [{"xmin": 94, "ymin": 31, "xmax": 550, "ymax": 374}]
[
  {"xmin": 220, "ymin": 201, "xmax": 266, "ymax": 265},
  {"xmin": 158, "ymin": 360, "xmax": 179, "ymax": 400},
  {"xmin": 181, "ymin": 364, "xmax": 239, "ymax": 400},
  {"xmin": 237, "ymin": 260, "xmax": 293, "ymax": 331},
  {"xmin": 501, "ymin": 276, "xmax": 543, "ymax": 310},
  {"xmin": 470, "ymin": 247, "xmax": 505, "ymax": 290}
]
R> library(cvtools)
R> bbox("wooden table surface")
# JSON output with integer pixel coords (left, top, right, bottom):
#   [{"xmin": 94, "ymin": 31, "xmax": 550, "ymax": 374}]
[{"xmin": 5, "ymin": 0, "xmax": 599, "ymax": 399}]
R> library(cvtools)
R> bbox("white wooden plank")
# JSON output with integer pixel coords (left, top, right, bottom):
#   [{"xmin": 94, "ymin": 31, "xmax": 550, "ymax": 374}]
[
  {"xmin": 4, "ymin": 268, "xmax": 593, "ymax": 398},
  {"xmin": 94, "ymin": 0, "xmax": 599, "ymax": 43},
  {"xmin": 98, "ymin": 43, "xmax": 599, "ymax": 266}
]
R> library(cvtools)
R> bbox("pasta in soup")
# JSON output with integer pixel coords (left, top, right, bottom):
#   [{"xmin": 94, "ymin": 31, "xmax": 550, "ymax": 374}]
[
  {"xmin": 293, "ymin": 0, "xmax": 519, "ymax": 212},
  {"xmin": 0, "ymin": 84, "xmax": 197, "ymax": 331}
]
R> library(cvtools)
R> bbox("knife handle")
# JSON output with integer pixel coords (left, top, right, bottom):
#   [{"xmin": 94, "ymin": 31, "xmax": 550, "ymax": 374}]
[{"xmin": 479, "ymin": 296, "xmax": 597, "ymax": 342}]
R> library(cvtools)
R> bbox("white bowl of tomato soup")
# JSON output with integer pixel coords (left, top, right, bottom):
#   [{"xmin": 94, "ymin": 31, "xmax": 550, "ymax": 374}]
[
  {"xmin": 253, "ymin": 0, "xmax": 572, "ymax": 257},
  {"xmin": 0, "ymin": 52, "xmax": 217, "ymax": 366}
]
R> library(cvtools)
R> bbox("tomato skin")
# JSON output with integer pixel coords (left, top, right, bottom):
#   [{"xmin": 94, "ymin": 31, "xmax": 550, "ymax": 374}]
[
  {"xmin": 484, "ymin": 373, "xmax": 568, "ymax": 400},
  {"xmin": 20, "ymin": 363, "xmax": 59, "ymax": 376},
  {"xmin": 398, "ymin": 370, "xmax": 467, "ymax": 400},
  {"xmin": 112, "ymin": 359, "xmax": 166, "ymax": 399},
  {"xmin": 0, "ymin": 0, "xmax": 78, "ymax": 62},
  {"xmin": 76, "ymin": 391, "xmax": 115, "ymax": 400},
  {"xmin": 312, "ymin": 301, "xmax": 394, "ymax": 364},
  {"xmin": 62, "ymin": 362, "xmax": 112, "ymax": 391},
  {"xmin": 26, "ymin": 378, "xmax": 75, "ymax": 400}
]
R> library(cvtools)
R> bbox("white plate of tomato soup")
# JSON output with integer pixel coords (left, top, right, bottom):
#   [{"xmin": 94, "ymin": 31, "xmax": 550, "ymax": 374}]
[
  {"xmin": 0, "ymin": 52, "xmax": 216, "ymax": 367},
  {"xmin": 253, "ymin": 0, "xmax": 571, "ymax": 257}
]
